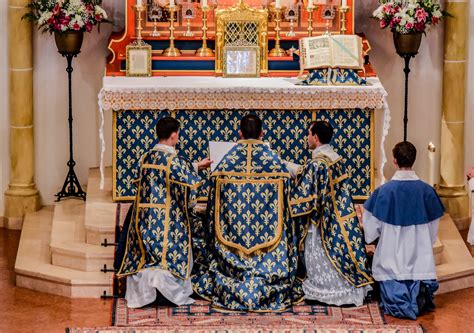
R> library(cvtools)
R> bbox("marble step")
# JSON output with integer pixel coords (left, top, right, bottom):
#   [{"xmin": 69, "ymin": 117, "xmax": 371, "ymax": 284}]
[
  {"xmin": 50, "ymin": 200, "xmax": 114, "ymax": 272},
  {"xmin": 436, "ymin": 214, "xmax": 474, "ymax": 294},
  {"xmin": 15, "ymin": 207, "xmax": 113, "ymax": 298},
  {"xmin": 84, "ymin": 167, "xmax": 118, "ymax": 245}
]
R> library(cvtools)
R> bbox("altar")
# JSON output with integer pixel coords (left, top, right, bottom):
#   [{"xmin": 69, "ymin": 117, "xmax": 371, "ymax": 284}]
[{"xmin": 98, "ymin": 76, "xmax": 390, "ymax": 202}]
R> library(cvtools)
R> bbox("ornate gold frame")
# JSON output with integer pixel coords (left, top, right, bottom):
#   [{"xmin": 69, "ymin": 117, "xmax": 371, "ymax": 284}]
[
  {"xmin": 215, "ymin": 0, "xmax": 268, "ymax": 75},
  {"xmin": 126, "ymin": 42, "xmax": 152, "ymax": 77}
]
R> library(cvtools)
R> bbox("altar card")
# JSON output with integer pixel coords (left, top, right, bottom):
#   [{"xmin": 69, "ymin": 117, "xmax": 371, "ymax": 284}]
[
  {"xmin": 209, "ymin": 141, "xmax": 237, "ymax": 172},
  {"xmin": 300, "ymin": 34, "xmax": 363, "ymax": 70}
]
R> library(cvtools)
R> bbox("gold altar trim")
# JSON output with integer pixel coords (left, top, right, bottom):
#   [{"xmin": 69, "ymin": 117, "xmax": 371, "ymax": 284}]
[
  {"xmin": 170, "ymin": 179, "xmax": 204, "ymax": 189},
  {"xmin": 214, "ymin": 177, "xmax": 284, "ymax": 256}
]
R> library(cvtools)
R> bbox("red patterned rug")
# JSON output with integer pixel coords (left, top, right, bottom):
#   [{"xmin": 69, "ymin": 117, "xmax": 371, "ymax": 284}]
[{"xmin": 67, "ymin": 298, "xmax": 422, "ymax": 332}]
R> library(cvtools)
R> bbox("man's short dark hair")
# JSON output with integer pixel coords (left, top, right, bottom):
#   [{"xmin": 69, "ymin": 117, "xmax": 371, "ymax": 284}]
[
  {"xmin": 156, "ymin": 116, "xmax": 180, "ymax": 141},
  {"xmin": 240, "ymin": 114, "xmax": 263, "ymax": 139},
  {"xmin": 392, "ymin": 141, "xmax": 417, "ymax": 168},
  {"xmin": 310, "ymin": 121, "xmax": 334, "ymax": 144}
]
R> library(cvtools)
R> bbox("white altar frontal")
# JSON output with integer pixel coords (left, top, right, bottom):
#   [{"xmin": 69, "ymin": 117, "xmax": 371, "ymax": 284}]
[{"xmin": 98, "ymin": 76, "xmax": 390, "ymax": 202}]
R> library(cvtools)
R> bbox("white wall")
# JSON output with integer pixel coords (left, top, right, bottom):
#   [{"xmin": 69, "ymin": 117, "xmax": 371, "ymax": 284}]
[
  {"xmin": 357, "ymin": 0, "xmax": 445, "ymax": 182},
  {"xmin": 0, "ymin": 0, "xmax": 10, "ymax": 218},
  {"xmin": 0, "ymin": 1, "xmax": 472, "ymax": 209}
]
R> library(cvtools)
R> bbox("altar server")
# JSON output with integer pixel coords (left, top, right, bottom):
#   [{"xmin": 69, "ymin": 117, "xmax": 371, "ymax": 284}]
[
  {"xmin": 290, "ymin": 120, "xmax": 373, "ymax": 306},
  {"xmin": 192, "ymin": 114, "xmax": 303, "ymax": 311},
  {"xmin": 116, "ymin": 116, "xmax": 211, "ymax": 308},
  {"xmin": 363, "ymin": 141, "xmax": 444, "ymax": 320}
]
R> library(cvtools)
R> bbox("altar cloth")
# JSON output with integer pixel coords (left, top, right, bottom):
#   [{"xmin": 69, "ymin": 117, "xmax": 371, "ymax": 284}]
[{"xmin": 98, "ymin": 76, "xmax": 390, "ymax": 191}]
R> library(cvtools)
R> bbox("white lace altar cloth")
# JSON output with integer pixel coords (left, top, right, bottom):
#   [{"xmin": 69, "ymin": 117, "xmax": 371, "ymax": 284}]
[{"xmin": 98, "ymin": 76, "xmax": 391, "ymax": 189}]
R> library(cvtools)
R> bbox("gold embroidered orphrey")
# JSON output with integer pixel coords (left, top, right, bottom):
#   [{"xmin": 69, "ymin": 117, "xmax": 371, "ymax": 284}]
[{"xmin": 215, "ymin": 0, "xmax": 268, "ymax": 75}]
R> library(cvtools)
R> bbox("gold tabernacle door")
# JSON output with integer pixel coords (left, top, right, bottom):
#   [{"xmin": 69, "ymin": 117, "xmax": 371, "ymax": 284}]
[{"xmin": 215, "ymin": 0, "xmax": 268, "ymax": 75}]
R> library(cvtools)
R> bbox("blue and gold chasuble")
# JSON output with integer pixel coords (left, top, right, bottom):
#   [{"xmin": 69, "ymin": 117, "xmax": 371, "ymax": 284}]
[
  {"xmin": 117, "ymin": 147, "xmax": 202, "ymax": 280},
  {"xmin": 192, "ymin": 140, "xmax": 303, "ymax": 311},
  {"xmin": 290, "ymin": 154, "xmax": 373, "ymax": 287}
]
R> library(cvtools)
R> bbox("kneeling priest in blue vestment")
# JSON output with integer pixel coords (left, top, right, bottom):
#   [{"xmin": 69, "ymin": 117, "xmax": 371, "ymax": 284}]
[
  {"xmin": 116, "ymin": 117, "xmax": 211, "ymax": 308},
  {"xmin": 363, "ymin": 141, "xmax": 444, "ymax": 320},
  {"xmin": 192, "ymin": 114, "xmax": 303, "ymax": 311},
  {"xmin": 290, "ymin": 121, "xmax": 373, "ymax": 306}
]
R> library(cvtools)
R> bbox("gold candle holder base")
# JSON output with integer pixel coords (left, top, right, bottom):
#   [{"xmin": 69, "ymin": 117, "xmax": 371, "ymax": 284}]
[
  {"xmin": 269, "ymin": 47, "xmax": 286, "ymax": 57},
  {"xmin": 195, "ymin": 47, "xmax": 214, "ymax": 57},
  {"xmin": 162, "ymin": 47, "xmax": 182, "ymax": 57},
  {"xmin": 268, "ymin": 6, "xmax": 286, "ymax": 58},
  {"xmin": 196, "ymin": 6, "xmax": 214, "ymax": 57},
  {"xmin": 163, "ymin": 5, "xmax": 181, "ymax": 57}
]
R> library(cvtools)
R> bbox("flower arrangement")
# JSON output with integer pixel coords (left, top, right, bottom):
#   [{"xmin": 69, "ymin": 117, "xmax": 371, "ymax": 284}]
[
  {"xmin": 372, "ymin": 0, "xmax": 446, "ymax": 34},
  {"xmin": 23, "ymin": 0, "xmax": 110, "ymax": 34}
]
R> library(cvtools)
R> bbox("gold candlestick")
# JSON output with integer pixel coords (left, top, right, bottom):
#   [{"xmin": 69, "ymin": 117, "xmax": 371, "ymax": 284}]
[
  {"xmin": 196, "ymin": 6, "xmax": 214, "ymax": 57},
  {"xmin": 269, "ymin": 6, "xmax": 286, "ymax": 57},
  {"xmin": 134, "ymin": 4, "xmax": 146, "ymax": 40},
  {"xmin": 163, "ymin": 5, "xmax": 181, "ymax": 57},
  {"xmin": 307, "ymin": 6, "xmax": 315, "ymax": 37},
  {"xmin": 339, "ymin": 6, "xmax": 349, "ymax": 35}
]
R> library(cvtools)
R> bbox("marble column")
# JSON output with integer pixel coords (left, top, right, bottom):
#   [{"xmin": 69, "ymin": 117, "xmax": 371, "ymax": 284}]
[
  {"xmin": 438, "ymin": 0, "xmax": 470, "ymax": 229},
  {"xmin": 4, "ymin": 0, "xmax": 41, "ymax": 229}
]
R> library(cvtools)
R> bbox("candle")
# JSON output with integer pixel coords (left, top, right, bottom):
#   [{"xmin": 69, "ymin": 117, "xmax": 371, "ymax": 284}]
[
  {"xmin": 202, "ymin": 0, "xmax": 207, "ymax": 8},
  {"xmin": 308, "ymin": 0, "xmax": 313, "ymax": 8},
  {"xmin": 341, "ymin": 0, "xmax": 347, "ymax": 7},
  {"xmin": 169, "ymin": 0, "xmax": 175, "ymax": 8},
  {"xmin": 428, "ymin": 142, "xmax": 436, "ymax": 186},
  {"xmin": 136, "ymin": 0, "xmax": 142, "ymax": 5},
  {"xmin": 275, "ymin": 0, "xmax": 281, "ymax": 8}
]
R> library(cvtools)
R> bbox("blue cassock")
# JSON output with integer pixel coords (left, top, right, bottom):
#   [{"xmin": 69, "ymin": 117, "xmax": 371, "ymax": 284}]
[
  {"xmin": 364, "ymin": 178, "xmax": 445, "ymax": 320},
  {"xmin": 192, "ymin": 140, "xmax": 303, "ymax": 311},
  {"xmin": 290, "ymin": 154, "xmax": 373, "ymax": 288},
  {"xmin": 116, "ymin": 148, "xmax": 202, "ymax": 280}
]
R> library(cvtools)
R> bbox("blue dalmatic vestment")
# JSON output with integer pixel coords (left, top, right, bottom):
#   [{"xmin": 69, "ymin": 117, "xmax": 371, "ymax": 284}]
[
  {"xmin": 290, "ymin": 154, "xmax": 373, "ymax": 288},
  {"xmin": 117, "ymin": 148, "xmax": 202, "ymax": 280},
  {"xmin": 192, "ymin": 140, "xmax": 303, "ymax": 311}
]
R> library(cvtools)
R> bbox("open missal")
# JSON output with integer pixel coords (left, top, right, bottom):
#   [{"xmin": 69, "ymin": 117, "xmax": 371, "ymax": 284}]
[{"xmin": 299, "ymin": 35, "xmax": 363, "ymax": 70}]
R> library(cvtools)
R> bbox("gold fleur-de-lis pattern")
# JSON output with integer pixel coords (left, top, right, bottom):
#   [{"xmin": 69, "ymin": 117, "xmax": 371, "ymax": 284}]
[
  {"xmin": 114, "ymin": 109, "xmax": 373, "ymax": 201},
  {"xmin": 290, "ymin": 154, "xmax": 373, "ymax": 288},
  {"xmin": 192, "ymin": 141, "xmax": 304, "ymax": 312},
  {"xmin": 116, "ymin": 148, "xmax": 203, "ymax": 280}
]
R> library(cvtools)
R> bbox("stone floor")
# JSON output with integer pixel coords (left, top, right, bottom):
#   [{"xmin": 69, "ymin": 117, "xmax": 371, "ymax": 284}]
[{"xmin": 1, "ymin": 227, "xmax": 474, "ymax": 333}]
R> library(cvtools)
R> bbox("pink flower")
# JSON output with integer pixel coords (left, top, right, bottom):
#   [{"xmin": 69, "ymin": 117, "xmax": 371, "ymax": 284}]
[
  {"xmin": 380, "ymin": 20, "xmax": 388, "ymax": 29},
  {"xmin": 383, "ymin": 3, "xmax": 392, "ymax": 14},
  {"xmin": 85, "ymin": 22, "xmax": 93, "ymax": 32},
  {"xmin": 432, "ymin": 16, "xmax": 439, "ymax": 24},
  {"xmin": 95, "ymin": 14, "xmax": 102, "ymax": 22},
  {"xmin": 405, "ymin": 22, "xmax": 414, "ymax": 30},
  {"xmin": 73, "ymin": 23, "xmax": 80, "ymax": 30},
  {"xmin": 390, "ymin": 17, "xmax": 401, "ymax": 29},
  {"xmin": 415, "ymin": 22, "xmax": 425, "ymax": 31},
  {"xmin": 52, "ymin": 4, "xmax": 61, "ymax": 16},
  {"xmin": 415, "ymin": 9, "xmax": 428, "ymax": 23}
]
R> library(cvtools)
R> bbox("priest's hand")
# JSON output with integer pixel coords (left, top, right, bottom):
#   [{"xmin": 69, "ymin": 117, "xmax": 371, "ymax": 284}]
[{"xmin": 197, "ymin": 158, "xmax": 213, "ymax": 170}]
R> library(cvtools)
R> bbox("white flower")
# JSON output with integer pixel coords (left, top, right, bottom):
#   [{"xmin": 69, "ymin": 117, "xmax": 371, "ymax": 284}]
[
  {"xmin": 38, "ymin": 12, "xmax": 52, "ymax": 25},
  {"xmin": 94, "ymin": 5, "xmax": 108, "ymax": 19}
]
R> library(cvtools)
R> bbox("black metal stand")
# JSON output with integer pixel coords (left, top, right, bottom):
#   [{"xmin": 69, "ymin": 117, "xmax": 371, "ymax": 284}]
[
  {"xmin": 400, "ymin": 53, "xmax": 416, "ymax": 142},
  {"xmin": 55, "ymin": 52, "xmax": 87, "ymax": 201}
]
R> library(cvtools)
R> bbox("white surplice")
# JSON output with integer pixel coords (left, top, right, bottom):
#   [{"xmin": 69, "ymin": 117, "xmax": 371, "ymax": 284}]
[{"xmin": 302, "ymin": 144, "xmax": 371, "ymax": 306}]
